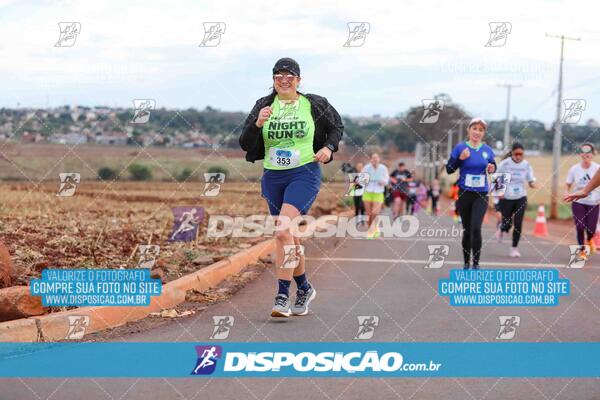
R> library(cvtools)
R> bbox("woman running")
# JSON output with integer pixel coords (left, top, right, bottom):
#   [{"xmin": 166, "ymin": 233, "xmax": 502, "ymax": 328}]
[
  {"xmin": 239, "ymin": 57, "xmax": 343, "ymax": 317},
  {"xmin": 446, "ymin": 118, "xmax": 496, "ymax": 269},
  {"xmin": 565, "ymin": 143, "xmax": 600, "ymax": 260},
  {"xmin": 496, "ymin": 142, "xmax": 536, "ymax": 257},
  {"xmin": 361, "ymin": 153, "xmax": 389, "ymax": 238}
]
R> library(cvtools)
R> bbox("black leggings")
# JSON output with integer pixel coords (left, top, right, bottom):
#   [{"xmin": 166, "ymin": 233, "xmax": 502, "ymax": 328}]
[
  {"xmin": 430, "ymin": 196, "xmax": 439, "ymax": 215},
  {"xmin": 457, "ymin": 189, "xmax": 489, "ymax": 266},
  {"xmin": 353, "ymin": 195, "xmax": 365, "ymax": 217},
  {"xmin": 500, "ymin": 197, "xmax": 527, "ymax": 247}
]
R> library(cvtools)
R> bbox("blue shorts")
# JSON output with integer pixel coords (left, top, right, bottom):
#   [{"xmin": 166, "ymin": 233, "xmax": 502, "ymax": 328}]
[{"xmin": 261, "ymin": 162, "xmax": 322, "ymax": 215}]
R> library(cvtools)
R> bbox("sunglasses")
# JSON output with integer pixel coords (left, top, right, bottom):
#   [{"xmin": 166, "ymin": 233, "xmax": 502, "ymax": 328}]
[
  {"xmin": 512, "ymin": 151, "xmax": 524, "ymax": 157},
  {"xmin": 273, "ymin": 74, "xmax": 297, "ymax": 82}
]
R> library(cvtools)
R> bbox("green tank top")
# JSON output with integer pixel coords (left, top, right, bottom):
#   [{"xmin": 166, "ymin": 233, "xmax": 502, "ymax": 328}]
[{"xmin": 262, "ymin": 94, "xmax": 315, "ymax": 170}]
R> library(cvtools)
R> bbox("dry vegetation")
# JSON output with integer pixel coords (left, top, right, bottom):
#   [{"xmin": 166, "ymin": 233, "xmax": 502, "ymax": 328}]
[{"xmin": 0, "ymin": 180, "xmax": 347, "ymax": 286}]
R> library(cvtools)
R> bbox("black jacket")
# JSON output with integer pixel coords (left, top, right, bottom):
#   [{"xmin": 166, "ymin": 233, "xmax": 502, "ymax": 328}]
[{"xmin": 239, "ymin": 92, "xmax": 344, "ymax": 163}]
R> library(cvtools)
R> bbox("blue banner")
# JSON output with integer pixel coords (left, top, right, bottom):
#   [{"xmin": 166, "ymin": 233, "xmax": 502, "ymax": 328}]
[
  {"xmin": 29, "ymin": 269, "xmax": 162, "ymax": 306},
  {"xmin": 439, "ymin": 269, "xmax": 569, "ymax": 306},
  {"xmin": 0, "ymin": 342, "xmax": 597, "ymax": 377}
]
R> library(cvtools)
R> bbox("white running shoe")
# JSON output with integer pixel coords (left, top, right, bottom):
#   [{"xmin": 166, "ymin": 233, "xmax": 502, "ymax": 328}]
[
  {"xmin": 495, "ymin": 229, "xmax": 503, "ymax": 243},
  {"xmin": 510, "ymin": 247, "xmax": 521, "ymax": 258}
]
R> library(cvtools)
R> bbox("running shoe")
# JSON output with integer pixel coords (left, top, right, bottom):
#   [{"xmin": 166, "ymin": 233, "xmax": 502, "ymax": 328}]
[
  {"xmin": 366, "ymin": 227, "xmax": 380, "ymax": 240},
  {"xmin": 587, "ymin": 239, "xmax": 596, "ymax": 254},
  {"xmin": 291, "ymin": 284, "xmax": 316, "ymax": 316},
  {"xmin": 472, "ymin": 264, "xmax": 480, "ymax": 270},
  {"xmin": 271, "ymin": 294, "xmax": 291, "ymax": 317},
  {"xmin": 577, "ymin": 249, "xmax": 588, "ymax": 262},
  {"xmin": 463, "ymin": 264, "xmax": 470, "ymax": 270},
  {"xmin": 510, "ymin": 247, "xmax": 521, "ymax": 258},
  {"xmin": 495, "ymin": 229, "xmax": 503, "ymax": 243}
]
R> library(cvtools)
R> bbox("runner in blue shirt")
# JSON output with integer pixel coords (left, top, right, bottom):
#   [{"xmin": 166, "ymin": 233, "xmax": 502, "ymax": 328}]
[{"xmin": 446, "ymin": 118, "xmax": 496, "ymax": 269}]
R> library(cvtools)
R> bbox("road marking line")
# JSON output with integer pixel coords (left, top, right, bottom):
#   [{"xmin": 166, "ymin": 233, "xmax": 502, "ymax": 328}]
[
  {"xmin": 306, "ymin": 257, "xmax": 599, "ymax": 269},
  {"xmin": 346, "ymin": 237, "xmax": 555, "ymax": 245}
]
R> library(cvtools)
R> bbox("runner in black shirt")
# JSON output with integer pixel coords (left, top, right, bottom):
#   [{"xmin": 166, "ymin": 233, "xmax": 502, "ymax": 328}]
[{"xmin": 389, "ymin": 162, "xmax": 412, "ymax": 219}]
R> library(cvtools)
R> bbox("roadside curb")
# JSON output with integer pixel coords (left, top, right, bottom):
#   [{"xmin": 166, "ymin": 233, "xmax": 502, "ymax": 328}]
[{"xmin": 0, "ymin": 239, "xmax": 275, "ymax": 342}]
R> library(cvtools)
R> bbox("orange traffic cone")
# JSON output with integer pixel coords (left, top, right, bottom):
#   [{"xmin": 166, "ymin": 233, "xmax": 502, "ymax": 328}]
[
  {"xmin": 533, "ymin": 204, "xmax": 548, "ymax": 237},
  {"xmin": 592, "ymin": 222, "xmax": 600, "ymax": 250}
]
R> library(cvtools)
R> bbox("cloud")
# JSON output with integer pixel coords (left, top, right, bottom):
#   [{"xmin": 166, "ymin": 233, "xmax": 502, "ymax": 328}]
[{"xmin": 0, "ymin": 0, "xmax": 598, "ymax": 122}]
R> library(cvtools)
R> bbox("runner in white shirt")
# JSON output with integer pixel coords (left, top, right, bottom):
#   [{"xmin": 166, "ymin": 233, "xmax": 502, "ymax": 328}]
[
  {"xmin": 496, "ymin": 143, "xmax": 536, "ymax": 257},
  {"xmin": 361, "ymin": 153, "xmax": 389, "ymax": 238},
  {"xmin": 565, "ymin": 143, "xmax": 600, "ymax": 261}
]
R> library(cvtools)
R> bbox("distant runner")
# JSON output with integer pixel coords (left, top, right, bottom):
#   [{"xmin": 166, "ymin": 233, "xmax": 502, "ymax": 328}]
[
  {"xmin": 239, "ymin": 57, "xmax": 343, "ymax": 317},
  {"xmin": 361, "ymin": 153, "xmax": 389, "ymax": 238},
  {"xmin": 446, "ymin": 118, "xmax": 496, "ymax": 270},
  {"xmin": 496, "ymin": 142, "xmax": 536, "ymax": 257},
  {"xmin": 565, "ymin": 143, "xmax": 600, "ymax": 261},
  {"xmin": 428, "ymin": 179, "xmax": 441, "ymax": 216},
  {"xmin": 389, "ymin": 162, "xmax": 412, "ymax": 219},
  {"xmin": 351, "ymin": 162, "xmax": 367, "ymax": 226}
]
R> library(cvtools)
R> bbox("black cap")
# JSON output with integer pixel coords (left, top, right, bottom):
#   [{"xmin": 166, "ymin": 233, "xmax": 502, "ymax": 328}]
[{"xmin": 272, "ymin": 57, "xmax": 300, "ymax": 77}]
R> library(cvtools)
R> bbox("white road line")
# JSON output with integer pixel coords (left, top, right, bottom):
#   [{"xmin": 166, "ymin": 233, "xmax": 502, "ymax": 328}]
[
  {"xmin": 346, "ymin": 237, "xmax": 555, "ymax": 245},
  {"xmin": 306, "ymin": 257, "xmax": 600, "ymax": 269}
]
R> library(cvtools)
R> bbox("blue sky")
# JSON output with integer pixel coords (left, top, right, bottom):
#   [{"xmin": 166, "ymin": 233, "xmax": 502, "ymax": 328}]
[{"xmin": 1, "ymin": 0, "xmax": 599, "ymax": 123}]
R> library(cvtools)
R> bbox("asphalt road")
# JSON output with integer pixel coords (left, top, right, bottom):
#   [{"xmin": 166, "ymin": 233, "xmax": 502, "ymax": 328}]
[{"xmin": 3, "ymin": 211, "xmax": 599, "ymax": 399}]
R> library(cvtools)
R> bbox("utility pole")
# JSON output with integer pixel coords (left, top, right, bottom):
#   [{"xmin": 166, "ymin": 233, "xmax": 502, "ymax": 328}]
[
  {"xmin": 547, "ymin": 33, "xmax": 581, "ymax": 219},
  {"xmin": 446, "ymin": 129, "xmax": 453, "ymax": 160},
  {"xmin": 497, "ymin": 83, "xmax": 521, "ymax": 150}
]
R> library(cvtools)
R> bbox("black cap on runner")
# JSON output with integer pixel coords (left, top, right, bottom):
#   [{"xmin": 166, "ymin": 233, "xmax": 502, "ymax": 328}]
[{"xmin": 272, "ymin": 58, "xmax": 300, "ymax": 77}]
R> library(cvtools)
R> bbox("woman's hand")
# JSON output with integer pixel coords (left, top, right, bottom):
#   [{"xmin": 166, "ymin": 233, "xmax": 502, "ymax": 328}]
[
  {"xmin": 487, "ymin": 163, "xmax": 496, "ymax": 174},
  {"xmin": 314, "ymin": 147, "xmax": 332, "ymax": 163},
  {"xmin": 459, "ymin": 147, "xmax": 470, "ymax": 160},
  {"xmin": 255, "ymin": 106, "xmax": 273, "ymax": 128},
  {"xmin": 564, "ymin": 190, "xmax": 589, "ymax": 202}
]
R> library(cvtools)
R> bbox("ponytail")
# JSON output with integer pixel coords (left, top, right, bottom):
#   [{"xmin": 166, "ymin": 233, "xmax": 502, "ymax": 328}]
[{"xmin": 502, "ymin": 142, "xmax": 524, "ymax": 161}]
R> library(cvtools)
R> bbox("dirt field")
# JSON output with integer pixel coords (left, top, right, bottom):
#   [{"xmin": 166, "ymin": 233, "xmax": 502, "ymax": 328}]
[
  {"xmin": 0, "ymin": 143, "xmax": 407, "ymax": 182},
  {"xmin": 0, "ymin": 181, "xmax": 347, "ymax": 292}
]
